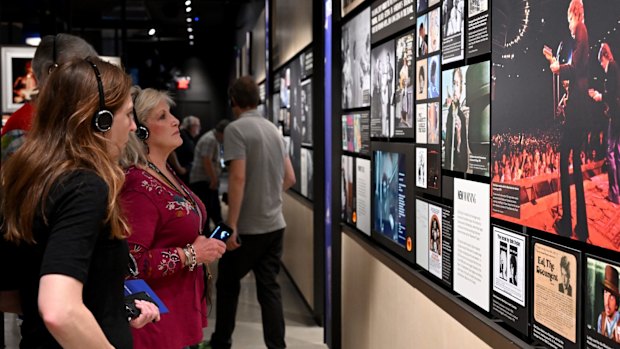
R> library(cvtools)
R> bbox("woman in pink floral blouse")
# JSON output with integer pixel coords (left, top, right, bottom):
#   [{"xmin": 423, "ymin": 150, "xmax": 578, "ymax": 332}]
[{"xmin": 120, "ymin": 87, "xmax": 227, "ymax": 349}]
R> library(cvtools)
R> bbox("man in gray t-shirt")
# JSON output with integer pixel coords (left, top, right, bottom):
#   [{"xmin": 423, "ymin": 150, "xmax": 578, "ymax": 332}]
[
  {"xmin": 209, "ymin": 77, "xmax": 295, "ymax": 349},
  {"xmin": 189, "ymin": 119, "xmax": 229, "ymax": 226}
]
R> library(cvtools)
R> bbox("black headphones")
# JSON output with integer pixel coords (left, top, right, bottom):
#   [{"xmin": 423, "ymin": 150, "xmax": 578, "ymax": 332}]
[
  {"xmin": 85, "ymin": 59, "xmax": 114, "ymax": 132},
  {"xmin": 132, "ymin": 99, "xmax": 149, "ymax": 140},
  {"xmin": 48, "ymin": 35, "xmax": 59, "ymax": 73}
]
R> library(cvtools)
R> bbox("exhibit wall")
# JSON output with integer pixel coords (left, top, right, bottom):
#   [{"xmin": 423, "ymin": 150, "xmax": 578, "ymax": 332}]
[
  {"xmin": 337, "ymin": 0, "xmax": 620, "ymax": 348},
  {"xmin": 282, "ymin": 193, "xmax": 315, "ymax": 309}
]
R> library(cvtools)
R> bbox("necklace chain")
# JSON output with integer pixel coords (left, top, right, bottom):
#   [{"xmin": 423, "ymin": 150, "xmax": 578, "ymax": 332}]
[{"xmin": 146, "ymin": 161, "xmax": 203, "ymax": 234}]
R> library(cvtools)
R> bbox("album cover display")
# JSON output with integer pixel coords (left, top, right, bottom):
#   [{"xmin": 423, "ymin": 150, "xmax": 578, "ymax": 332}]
[
  {"xmin": 491, "ymin": 226, "xmax": 529, "ymax": 335},
  {"xmin": 372, "ymin": 142, "xmax": 415, "ymax": 262},
  {"xmin": 416, "ymin": 197, "xmax": 454, "ymax": 286},
  {"xmin": 585, "ymin": 256, "xmax": 620, "ymax": 349},
  {"xmin": 370, "ymin": 40, "xmax": 396, "ymax": 138},
  {"xmin": 442, "ymin": 61, "xmax": 490, "ymax": 175},
  {"xmin": 342, "ymin": 112, "xmax": 371, "ymax": 155},
  {"xmin": 342, "ymin": 7, "xmax": 371, "ymax": 109},
  {"xmin": 491, "ymin": 0, "xmax": 620, "ymax": 253},
  {"xmin": 532, "ymin": 239, "xmax": 581, "ymax": 349}
]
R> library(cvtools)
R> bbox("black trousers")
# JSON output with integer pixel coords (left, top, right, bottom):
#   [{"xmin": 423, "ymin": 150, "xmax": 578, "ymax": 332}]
[
  {"xmin": 190, "ymin": 181, "xmax": 222, "ymax": 227},
  {"xmin": 210, "ymin": 229, "xmax": 286, "ymax": 349},
  {"xmin": 558, "ymin": 123, "xmax": 588, "ymax": 240}
]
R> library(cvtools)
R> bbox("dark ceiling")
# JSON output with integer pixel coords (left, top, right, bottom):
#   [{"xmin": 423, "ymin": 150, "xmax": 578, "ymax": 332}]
[{"xmin": 0, "ymin": 0, "xmax": 252, "ymax": 46}]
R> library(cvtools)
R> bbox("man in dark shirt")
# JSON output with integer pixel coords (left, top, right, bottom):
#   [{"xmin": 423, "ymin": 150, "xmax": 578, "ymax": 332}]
[
  {"xmin": 549, "ymin": 0, "xmax": 590, "ymax": 241},
  {"xmin": 590, "ymin": 43, "xmax": 620, "ymax": 204}
]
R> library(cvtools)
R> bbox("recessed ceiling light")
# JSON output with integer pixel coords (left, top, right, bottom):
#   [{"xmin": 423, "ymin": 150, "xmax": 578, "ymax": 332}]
[
  {"xmin": 186, "ymin": 17, "xmax": 192, "ymax": 23},
  {"xmin": 189, "ymin": 34, "xmax": 194, "ymax": 39},
  {"xmin": 189, "ymin": 41, "xmax": 194, "ymax": 46},
  {"xmin": 187, "ymin": 27, "xmax": 193, "ymax": 32},
  {"xmin": 25, "ymin": 36, "xmax": 41, "ymax": 46},
  {"xmin": 148, "ymin": 28, "xmax": 156, "ymax": 36},
  {"xmin": 186, "ymin": 6, "xmax": 192, "ymax": 12},
  {"xmin": 185, "ymin": 0, "xmax": 191, "ymax": 5}
]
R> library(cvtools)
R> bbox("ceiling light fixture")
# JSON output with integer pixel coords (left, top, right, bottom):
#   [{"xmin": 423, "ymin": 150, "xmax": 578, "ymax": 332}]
[
  {"xmin": 189, "ymin": 34, "xmax": 194, "ymax": 39},
  {"xmin": 148, "ymin": 28, "xmax": 156, "ymax": 36},
  {"xmin": 186, "ymin": 17, "xmax": 192, "ymax": 23},
  {"xmin": 186, "ymin": 6, "xmax": 192, "ymax": 12},
  {"xmin": 185, "ymin": 0, "xmax": 191, "ymax": 5},
  {"xmin": 187, "ymin": 27, "xmax": 193, "ymax": 32}
]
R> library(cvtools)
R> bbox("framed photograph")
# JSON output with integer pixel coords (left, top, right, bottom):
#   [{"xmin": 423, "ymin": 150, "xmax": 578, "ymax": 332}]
[{"xmin": 2, "ymin": 46, "xmax": 38, "ymax": 114}]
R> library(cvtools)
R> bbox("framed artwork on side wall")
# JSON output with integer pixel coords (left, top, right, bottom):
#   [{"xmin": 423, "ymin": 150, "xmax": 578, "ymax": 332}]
[{"xmin": 2, "ymin": 46, "xmax": 38, "ymax": 114}]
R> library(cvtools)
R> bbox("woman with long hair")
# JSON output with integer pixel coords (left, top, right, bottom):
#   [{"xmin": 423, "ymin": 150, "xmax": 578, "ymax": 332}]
[
  {"xmin": 120, "ymin": 87, "xmax": 226, "ymax": 349},
  {"xmin": 1, "ymin": 58, "xmax": 159, "ymax": 349}
]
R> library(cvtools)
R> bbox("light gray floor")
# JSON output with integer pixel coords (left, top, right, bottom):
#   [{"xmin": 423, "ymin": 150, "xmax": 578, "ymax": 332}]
[{"xmin": 2, "ymin": 268, "xmax": 326, "ymax": 349}]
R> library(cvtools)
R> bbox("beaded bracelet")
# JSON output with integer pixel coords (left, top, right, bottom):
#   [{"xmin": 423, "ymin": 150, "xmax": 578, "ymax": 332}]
[{"xmin": 184, "ymin": 244, "xmax": 197, "ymax": 271}]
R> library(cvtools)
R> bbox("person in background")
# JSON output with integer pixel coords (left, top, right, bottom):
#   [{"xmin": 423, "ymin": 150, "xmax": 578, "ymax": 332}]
[
  {"xmin": 1, "ymin": 33, "xmax": 97, "ymax": 162},
  {"xmin": 120, "ymin": 87, "xmax": 226, "ymax": 349},
  {"xmin": 589, "ymin": 43, "xmax": 620, "ymax": 204},
  {"xmin": 209, "ymin": 76, "xmax": 295, "ymax": 349},
  {"xmin": 0, "ymin": 58, "xmax": 159, "ymax": 349},
  {"xmin": 190, "ymin": 119, "xmax": 230, "ymax": 228},
  {"xmin": 170, "ymin": 115, "xmax": 201, "ymax": 184},
  {"xmin": 559, "ymin": 256, "xmax": 573, "ymax": 296}
]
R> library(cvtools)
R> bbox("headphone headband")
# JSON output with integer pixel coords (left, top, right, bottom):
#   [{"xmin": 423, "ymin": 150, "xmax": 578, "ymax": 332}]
[{"xmin": 85, "ymin": 59, "xmax": 113, "ymax": 132}]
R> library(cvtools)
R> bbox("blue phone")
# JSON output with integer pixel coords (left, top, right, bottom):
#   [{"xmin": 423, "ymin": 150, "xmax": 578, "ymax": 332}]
[{"xmin": 209, "ymin": 222, "xmax": 233, "ymax": 242}]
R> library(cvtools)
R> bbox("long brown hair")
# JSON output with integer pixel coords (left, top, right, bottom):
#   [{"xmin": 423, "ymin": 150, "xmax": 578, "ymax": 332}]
[{"xmin": 1, "ymin": 58, "xmax": 132, "ymax": 243}]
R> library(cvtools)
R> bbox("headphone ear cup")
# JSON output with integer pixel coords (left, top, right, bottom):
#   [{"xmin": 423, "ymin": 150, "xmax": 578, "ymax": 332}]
[
  {"xmin": 93, "ymin": 110, "xmax": 114, "ymax": 132},
  {"xmin": 136, "ymin": 125, "xmax": 149, "ymax": 140}
]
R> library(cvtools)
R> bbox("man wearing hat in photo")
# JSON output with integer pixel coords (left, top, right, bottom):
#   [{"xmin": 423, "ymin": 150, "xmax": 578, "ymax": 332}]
[{"xmin": 597, "ymin": 265, "xmax": 620, "ymax": 342}]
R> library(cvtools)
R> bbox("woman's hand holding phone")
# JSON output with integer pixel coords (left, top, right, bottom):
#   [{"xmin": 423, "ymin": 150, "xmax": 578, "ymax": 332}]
[{"xmin": 192, "ymin": 235, "xmax": 226, "ymax": 264}]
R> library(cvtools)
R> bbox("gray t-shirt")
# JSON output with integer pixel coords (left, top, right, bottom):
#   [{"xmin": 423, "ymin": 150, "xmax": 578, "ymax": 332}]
[
  {"xmin": 190, "ymin": 130, "xmax": 221, "ymax": 184},
  {"xmin": 223, "ymin": 110, "xmax": 286, "ymax": 234}
]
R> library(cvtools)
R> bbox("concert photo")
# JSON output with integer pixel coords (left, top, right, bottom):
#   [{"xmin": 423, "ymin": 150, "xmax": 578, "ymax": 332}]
[{"xmin": 491, "ymin": 0, "xmax": 620, "ymax": 252}]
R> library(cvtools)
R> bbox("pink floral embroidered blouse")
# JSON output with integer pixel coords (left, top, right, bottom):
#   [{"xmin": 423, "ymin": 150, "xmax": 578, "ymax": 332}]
[{"xmin": 121, "ymin": 166, "xmax": 208, "ymax": 349}]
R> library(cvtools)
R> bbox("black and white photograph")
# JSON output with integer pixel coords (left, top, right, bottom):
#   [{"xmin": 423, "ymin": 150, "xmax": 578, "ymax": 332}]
[
  {"xmin": 442, "ymin": 0, "xmax": 465, "ymax": 64},
  {"xmin": 417, "ymin": 147, "xmax": 427, "ymax": 189},
  {"xmin": 301, "ymin": 148, "xmax": 314, "ymax": 200},
  {"xmin": 370, "ymin": 40, "xmax": 396, "ymax": 138},
  {"xmin": 301, "ymin": 78, "xmax": 313, "ymax": 146},
  {"xmin": 342, "ymin": 7, "xmax": 371, "ymax": 109},
  {"xmin": 493, "ymin": 226, "xmax": 526, "ymax": 306},
  {"xmin": 468, "ymin": 0, "xmax": 488, "ymax": 18},
  {"xmin": 416, "ymin": 103, "xmax": 428, "ymax": 144},
  {"xmin": 395, "ymin": 32, "xmax": 415, "ymax": 138}
]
